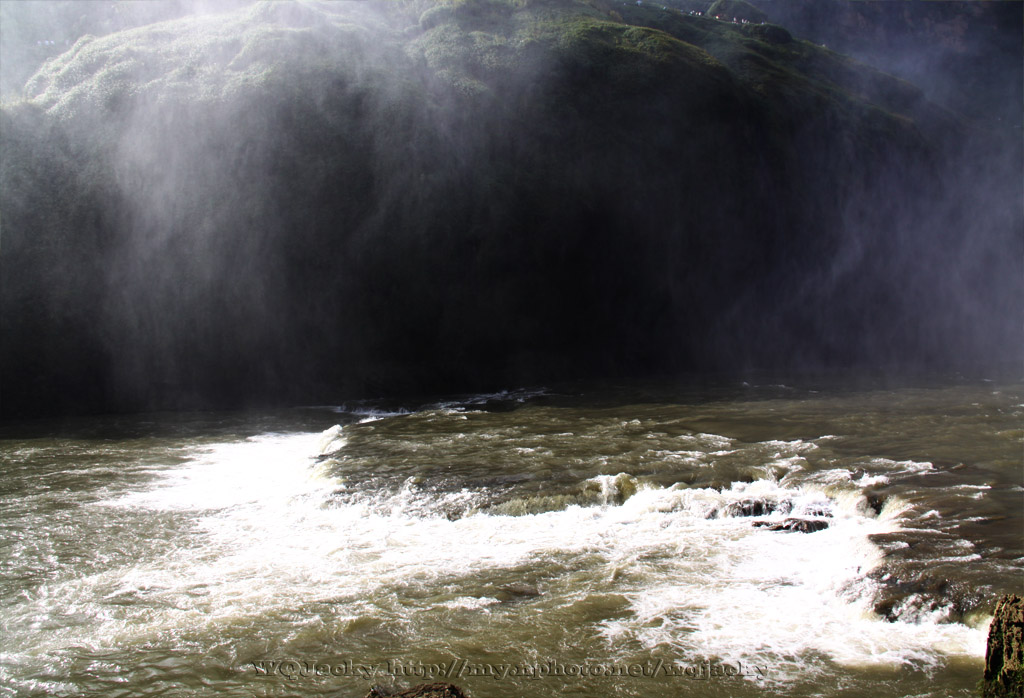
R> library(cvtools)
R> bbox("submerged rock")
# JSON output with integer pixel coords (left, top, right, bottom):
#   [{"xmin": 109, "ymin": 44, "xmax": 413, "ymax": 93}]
[
  {"xmin": 872, "ymin": 572, "xmax": 989, "ymax": 625},
  {"xmin": 982, "ymin": 594, "xmax": 1024, "ymax": 698},
  {"xmin": 496, "ymin": 582, "xmax": 541, "ymax": 601}
]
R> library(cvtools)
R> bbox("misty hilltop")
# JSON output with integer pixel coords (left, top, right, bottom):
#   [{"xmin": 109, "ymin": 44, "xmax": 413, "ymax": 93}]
[{"xmin": 1, "ymin": 0, "xmax": 1020, "ymax": 416}]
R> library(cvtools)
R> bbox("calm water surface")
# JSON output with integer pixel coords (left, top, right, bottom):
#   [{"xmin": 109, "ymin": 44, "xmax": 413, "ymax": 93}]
[{"xmin": 0, "ymin": 378, "xmax": 1021, "ymax": 698}]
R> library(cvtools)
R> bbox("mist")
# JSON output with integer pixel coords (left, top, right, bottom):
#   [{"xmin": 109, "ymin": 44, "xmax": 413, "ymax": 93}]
[{"xmin": 1, "ymin": 0, "xmax": 1020, "ymax": 417}]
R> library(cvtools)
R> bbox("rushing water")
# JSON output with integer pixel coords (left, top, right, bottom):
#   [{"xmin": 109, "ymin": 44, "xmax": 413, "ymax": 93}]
[{"xmin": 0, "ymin": 377, "xmax": 1020, "ymax": 698}]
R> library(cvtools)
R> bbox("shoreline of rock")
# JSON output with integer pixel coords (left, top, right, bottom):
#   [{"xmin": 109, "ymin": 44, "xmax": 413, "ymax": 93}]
[{"xmin": 981, "ymin": 594, "xmax": 1023, "ymax": 698}]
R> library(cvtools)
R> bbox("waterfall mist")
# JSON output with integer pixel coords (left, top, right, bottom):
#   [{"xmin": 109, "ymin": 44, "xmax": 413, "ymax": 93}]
[{"xmin": 1, "ymin": 0, "xmax": 1020, "ymax": 417}]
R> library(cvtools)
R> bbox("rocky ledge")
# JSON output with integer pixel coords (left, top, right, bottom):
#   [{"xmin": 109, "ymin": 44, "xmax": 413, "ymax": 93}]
[{"xmin": 981, "ymin": 594, "xmax": 1024, "ymax": 698}]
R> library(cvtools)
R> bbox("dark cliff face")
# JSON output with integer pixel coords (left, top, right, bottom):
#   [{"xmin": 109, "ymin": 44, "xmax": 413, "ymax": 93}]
[{"xmin": 0, "ymin": 0, "xmax": 1019, "ymax": 417}]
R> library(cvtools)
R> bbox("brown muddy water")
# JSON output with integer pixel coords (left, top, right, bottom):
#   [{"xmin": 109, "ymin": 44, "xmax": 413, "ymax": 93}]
[{"xmin": 0, "ymin": 377, "xmax": 1020, "ymax": 698}]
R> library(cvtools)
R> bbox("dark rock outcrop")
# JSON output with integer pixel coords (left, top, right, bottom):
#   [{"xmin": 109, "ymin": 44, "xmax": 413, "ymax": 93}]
[
  {"xmin": 753, "ymin": 518, "xmax": 829, "ymax": 533},
  {"xmin": 366, "ymin": 683, "xmax": 468, "ymax": 698},
  {"xmin": 981, "ymin": 594, "xmax": 1024, "ymax": 698},
  {"xmin": 728, "ymin": 499, "xmax": 779, "ymax": 518},
  {"xmin": 711, "ymin": 498, "xmax": 791, "ymax": 519}
]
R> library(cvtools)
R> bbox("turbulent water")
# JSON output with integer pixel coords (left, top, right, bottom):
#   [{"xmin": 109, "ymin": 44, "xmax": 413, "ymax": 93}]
[{"xmin": 0, "ymin": 377, "xmax": 1020, "ymax": 698}]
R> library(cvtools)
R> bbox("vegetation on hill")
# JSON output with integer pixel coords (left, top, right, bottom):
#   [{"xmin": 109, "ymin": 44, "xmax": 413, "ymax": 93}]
[{"xmin": 1, "ymin": 0, "xmax": 1018, "ymax": 416}]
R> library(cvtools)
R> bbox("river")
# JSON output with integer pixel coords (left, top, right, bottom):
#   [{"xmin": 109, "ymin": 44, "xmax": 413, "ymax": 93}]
[{"xmin": 1, "ymin": 376, "xmax": 1020, "ymax": 697}]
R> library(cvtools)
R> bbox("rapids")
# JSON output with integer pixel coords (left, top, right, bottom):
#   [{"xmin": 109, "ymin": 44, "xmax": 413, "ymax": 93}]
[{"xmin": 0, "ymin": 378, "xmax": 1020, "ymax": 697}]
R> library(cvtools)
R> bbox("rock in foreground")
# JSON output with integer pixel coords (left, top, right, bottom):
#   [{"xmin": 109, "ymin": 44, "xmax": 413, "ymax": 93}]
[
  {"xmin": 982, "ymin": 594, "xmax": 1024, "ymax": 698},
  {"xmin": 367, "ymin": 683, "xmax": 468, "ymax": 698}
]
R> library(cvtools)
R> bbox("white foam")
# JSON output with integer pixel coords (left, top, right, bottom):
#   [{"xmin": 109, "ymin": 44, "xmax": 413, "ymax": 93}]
[
  {"xmin": 854, "ymin": 473, "xmax": 890, "ymax": 487},
  {"xmin": 318, "ymin": 424, "xmax": 346, "ymax": 453},
  {"xmin": 6, "ymin": 434, "xmax": 987, "ymax": 680},
  {"xmin": 597, "ymin": 484, "xmax": 985, "ymax": 677},
  {"xmin": 440, "ymin": 596, "xmax": 500, "ymax": 611},
  {"xmin": 105, "ymin": 431, "xmax": 335, "ymax": 511},
  {"xmin": 352, "ymin": 408, "xmax": 411, "ymax": 422}
]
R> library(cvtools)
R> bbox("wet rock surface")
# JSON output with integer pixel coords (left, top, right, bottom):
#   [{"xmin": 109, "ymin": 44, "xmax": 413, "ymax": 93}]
[
  {"xmin": 752, "ymin": 518, "xmax": 829, "ymax": 533},
  {"xmin": 982, "ymin": 594, "xmax": 1024, "ymax": 698},
  {"xmin": 710, "ymin": 498, "xmax": 791, "ymax": 519}
]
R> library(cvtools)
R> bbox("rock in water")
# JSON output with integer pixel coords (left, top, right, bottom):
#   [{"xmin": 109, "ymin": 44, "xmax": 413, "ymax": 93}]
[
  {"xmin": 982, "ymin": 594, "xmax": 1024, "ymax": 698},
  {"xmin": 752, "ymin": 518, "xmax": 829, "ymax": 533},
  {"xmin": 366, "ymin": 684, "xmax": 469, "ymax": 698},
  {"xmin": 713, "ymin": 498, "xmax": 791, "ymax": 518}
]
